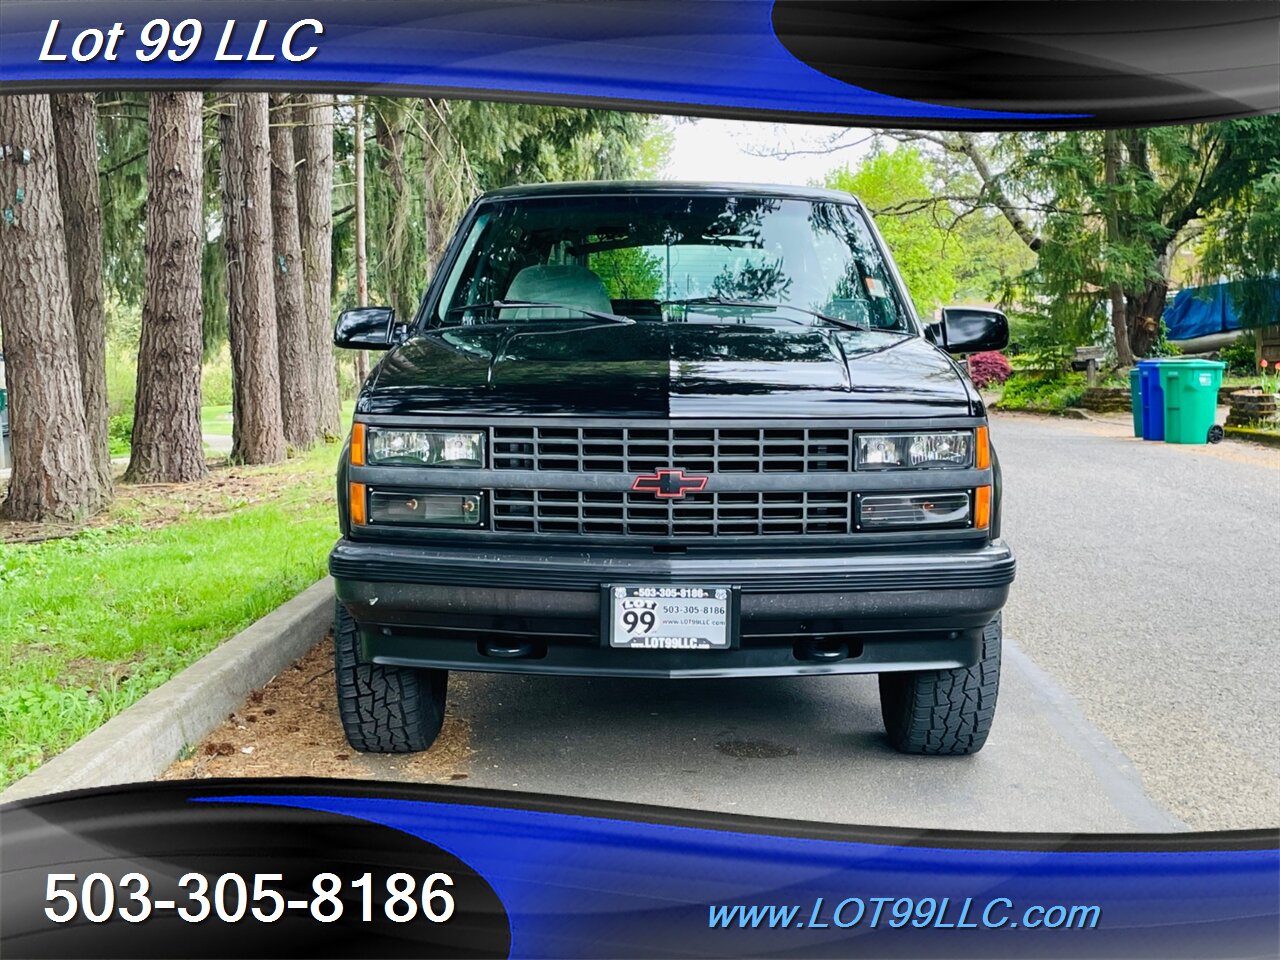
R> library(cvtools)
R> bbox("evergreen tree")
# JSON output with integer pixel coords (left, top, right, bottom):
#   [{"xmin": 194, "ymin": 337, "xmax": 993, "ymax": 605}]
[
  {"xmin": 269, "ymin": 93, "xmax": 319, "ymax": 447},
  {"xmin": 0, "ymin": 95, "xmax": 106, "ymax": 520},
  {"xmin": 293, "ymin": 94, "xmax": 342, "ymax": 437},
  {"xmin": 50, "ymin": 92, "xmax": 112, "ymax": 493},
  {"xmin": 220, "ymin": 93, "xmax": 287, "ymax": 464},
  {"xmin": 881, "ymin": 119, "xmax": 1280, "ymax": 360},
  {"xmin": 127, "ymin": 92, "xmax": 206, "ymax": 483}
]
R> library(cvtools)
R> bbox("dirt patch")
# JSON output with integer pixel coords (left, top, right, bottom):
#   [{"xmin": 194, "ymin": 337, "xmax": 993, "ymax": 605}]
[
  {"xmin": 162, "ymin": 636, "xmax": 472, "ymax": 783},
  {"xmin": 59, "ymin": 652, "xmax": 146, "ymax": 695},
  {"xmin": 2, "ymin": 455, "xmax": 334, "ymax": 545}
]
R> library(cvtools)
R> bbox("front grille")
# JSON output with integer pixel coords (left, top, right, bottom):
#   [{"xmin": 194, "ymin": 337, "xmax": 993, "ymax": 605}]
[
  {"xmin": 492, "ymin": 425, "xmax": 853, "ymax": 474},
  {"xmin": 492, "ymin": 489, "xmax": 855, "ymax": 537}
]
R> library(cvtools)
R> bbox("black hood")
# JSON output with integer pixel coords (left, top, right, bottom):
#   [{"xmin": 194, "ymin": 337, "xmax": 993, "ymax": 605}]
[{"xmin": 358, "ymin": 322, "xmax": 977, "ymax": 419}]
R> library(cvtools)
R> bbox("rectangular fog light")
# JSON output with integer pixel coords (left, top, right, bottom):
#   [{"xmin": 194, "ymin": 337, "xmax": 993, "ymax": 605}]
[
  {"xmin": 858, "ymin": 492, "xmax": 970, "ymax": 529},
  {"xmin": 368, "ymin": 491, "xmax": 483, "ymax": 527}
]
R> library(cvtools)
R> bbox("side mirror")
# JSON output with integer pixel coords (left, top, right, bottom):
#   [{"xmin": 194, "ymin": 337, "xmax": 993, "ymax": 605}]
[
  {"xmin": 334, "ymin": 306, "xmax": 397, "ymax": 350},
  {"xmin": 928, "ymin": 306, "xmax": 1010, "ymax": 355}
]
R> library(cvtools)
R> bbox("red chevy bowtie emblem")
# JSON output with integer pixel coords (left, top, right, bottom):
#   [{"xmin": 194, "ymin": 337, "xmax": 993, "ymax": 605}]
[{"xmin": 631, "ymin": 468, "xmax": 709, "ymax": 499}]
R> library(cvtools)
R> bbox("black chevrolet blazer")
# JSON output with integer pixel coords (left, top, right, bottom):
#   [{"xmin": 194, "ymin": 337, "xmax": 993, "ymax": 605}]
[{"xmin": 330, "ymin": 181, "xmax": 1015, "ymax": 756}]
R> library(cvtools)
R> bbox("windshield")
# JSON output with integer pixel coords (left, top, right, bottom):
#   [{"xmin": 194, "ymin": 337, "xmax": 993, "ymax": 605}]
[{"xmin": 433, "ymin": 193, "xmax": 914, "ymax": 332}]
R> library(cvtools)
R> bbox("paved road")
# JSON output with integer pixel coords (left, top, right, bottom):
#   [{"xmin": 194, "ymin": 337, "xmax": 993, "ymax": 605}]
[{"xmin": 993, "ymin": 412, "xmax": 1279, "ymax": 830}]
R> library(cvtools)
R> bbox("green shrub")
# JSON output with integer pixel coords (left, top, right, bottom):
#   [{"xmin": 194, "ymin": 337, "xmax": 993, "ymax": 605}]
[
  {"xmin": 107, "ymin": 414, "xmax": 133, "ymax": 456},
  {"xmin": 104, "ymin": 349, "xmax": 136, "ymax": 419},
  {"xmin": 201, "ymin": 350, "xmax": 233, "ymax": 406},
  {"xmin": 997, "ymin": 372, "xmax": 1088, "ymax": 411},
  {"xmin": 1219, "ymin": 332, "xmax": 1258, "ymax": 375},
  {"xmin": 1144, "ymin": 325, "xmax": 1183, "ymax": 359}
]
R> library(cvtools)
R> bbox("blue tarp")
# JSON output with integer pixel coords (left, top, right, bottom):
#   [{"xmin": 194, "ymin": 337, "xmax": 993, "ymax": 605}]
[
  {"xmin": 1164, "ymin": 284, "xmax": 1243, "ymax": 341},
  {"xmin": 1164, "ymin": 281, "xmax": 1280, "ymax": 341}
]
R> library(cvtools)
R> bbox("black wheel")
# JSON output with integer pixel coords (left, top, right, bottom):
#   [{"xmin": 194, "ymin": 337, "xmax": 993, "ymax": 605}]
[
  {"xmin": 878, "ymin": 616, "xmax": 1002, "ymax": 756},
  {"xmin": 1208, "ymin": 424, "xmax": 1224, "ymax": 444},
  {"xmin": 334, "ymin": 599, "xmax": 447, "ymax": 753}
]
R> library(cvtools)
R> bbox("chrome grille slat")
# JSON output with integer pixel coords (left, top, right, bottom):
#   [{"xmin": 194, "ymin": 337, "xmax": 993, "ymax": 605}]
[
  {"xmin": 482, "ymin": 422, "xmax": 976, "ymax": 539},
  {"xmin": 492, "ymin": 425, "xmax": 853, "ymax": 474},
  {"xmin": 492, "ymin": 489, "xmax": 855, "ymax": 538}
]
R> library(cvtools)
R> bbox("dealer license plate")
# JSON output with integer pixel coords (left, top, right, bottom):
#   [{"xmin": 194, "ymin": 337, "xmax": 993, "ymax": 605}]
[{"xmin": 607, "ymin": 585, "xmax": 732, "ymax": 650}]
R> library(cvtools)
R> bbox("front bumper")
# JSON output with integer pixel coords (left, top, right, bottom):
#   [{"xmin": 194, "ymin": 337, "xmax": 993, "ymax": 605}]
[{"xmin": 330, "ymin": 539, "xmax": 1015, "ymax": 678}]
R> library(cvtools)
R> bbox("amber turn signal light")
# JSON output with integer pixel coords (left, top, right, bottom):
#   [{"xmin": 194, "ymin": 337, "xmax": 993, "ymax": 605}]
[
  {"xmin": 349, "ymin": 482, "xmax": 367, "ymax": 526},
  {"xmin": 975, "ymin": 425, "xmax": 990, "ymax": 470},
  {"xmin": 974, "ymin": 485, "xmax": 991, "ymax": 530},
  {"xmin": 350, "ymin": 422, "xmax": 366, "ymax": 466}
]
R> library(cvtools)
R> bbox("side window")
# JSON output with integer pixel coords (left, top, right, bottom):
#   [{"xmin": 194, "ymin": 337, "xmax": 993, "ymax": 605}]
[{"xmin": 436, "ymin": 211, "xmax": 493, "ymax": 323}]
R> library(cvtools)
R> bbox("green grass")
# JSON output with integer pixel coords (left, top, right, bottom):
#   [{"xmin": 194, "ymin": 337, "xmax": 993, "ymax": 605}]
[
  {"xmin": 0, "ymin": 445, "xmax": 340, "ymax": 788},
  {"xmin": 1222, "ymin": 375, "xmax": 1264, "ymax": 389},
  {"xmin": 1224, "ymin": 423, "xmax": 1280, "ymax": 447},
  {"xmin": 200, "ymin": 400, "xmax": 356, "ymax": 437},
  {"xmin": 200, "ymin": 404, "xmax": 234, "ymax": 436}
]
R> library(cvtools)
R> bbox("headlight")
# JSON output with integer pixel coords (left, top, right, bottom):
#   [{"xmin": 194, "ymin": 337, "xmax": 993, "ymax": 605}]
[
  {"xmin": 366, "ymin": 429, "xmax": 485, "ymax": 467},
  {"xmin": 856, "ymin": 431, "xmax": 972, "ymax": 470}
]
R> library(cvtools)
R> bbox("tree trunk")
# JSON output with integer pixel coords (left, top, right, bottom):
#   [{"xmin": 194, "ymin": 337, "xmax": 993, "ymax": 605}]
[
  {"xmin": 422, "ymin": 97, "xmax": 452, "ymax": 272},
  {"xmin": 1103, "ymin": 130, "xmax": 1135, "ymax": 367},
  {"xmin": 269, "ymin": 93, "xmax": 319, "ymax": 449},
  {"xmin": 293, "ymin": 94, "xmax": 341, "ymax": 437},
  {"xmin": 219, "ymin": 93, "xmax": 287, "ymax": 465},
  {"xmin": 353, "ymin": 99, "xmax": 370, "ymax": 385},
  {"xmin": 50, "ymin": 93, "xmax": 112, "ymax": 495},
  {"xmin": 126, "ymin": 92, "xmax": 207, "ymax": 483},
  {"xmin": 0, "ymin": 95, "xmax": 105, "ymax": 521},
  {"xmin": 1126, "ymin": 278, "xmax": 1170, "ymax": 359},
  {"xmin": 1109, "ymin": 284, "xmax": 1132, "ymax": 365},
  {"xmin": 374, "ymin": 101, "xmax": 414, "ymax": 321},
  {"xmin": 953, "ymin": 132, "xmax": 1041, "ymax": 252}
]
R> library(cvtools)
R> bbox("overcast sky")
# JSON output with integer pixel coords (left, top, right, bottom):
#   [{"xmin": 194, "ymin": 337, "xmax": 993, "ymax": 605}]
[{"xmin": 660, "ymin": 117, "xmax": 876, "ymax": 187}]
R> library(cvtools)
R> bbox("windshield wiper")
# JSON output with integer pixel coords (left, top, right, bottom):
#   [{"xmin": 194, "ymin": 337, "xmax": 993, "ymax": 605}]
[
  {"xmin": 664, "ymin": 297, "xmax": 867, "ymax": 332},
  {"xmin": 446, "ymin": 299, "xmax": 635, "ymax": 325}
]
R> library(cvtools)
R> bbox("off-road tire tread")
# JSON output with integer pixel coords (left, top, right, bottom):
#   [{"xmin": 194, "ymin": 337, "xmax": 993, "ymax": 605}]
[
  {"xmin": 334, "ymin": 599, "xmax": 446, "ymax": 753},
  {"xmin": 878, "ymin": 616, "xmax": 1001, "ymax": 756}
]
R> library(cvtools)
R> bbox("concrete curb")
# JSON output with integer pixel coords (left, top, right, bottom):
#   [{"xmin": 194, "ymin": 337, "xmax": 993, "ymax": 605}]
[{"xmin": 0, "ymin": 578, "xmax": 334, "ymax": 804}]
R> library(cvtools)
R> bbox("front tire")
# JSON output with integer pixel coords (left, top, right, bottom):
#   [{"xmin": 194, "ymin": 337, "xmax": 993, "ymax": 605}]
[
  {"xmin": 878, "ymin": 616, "xmax": 1002, "ymax": 755},
  {"xmin": 334, "ymin": 599, "xmax": 447, "ymax": 753}
]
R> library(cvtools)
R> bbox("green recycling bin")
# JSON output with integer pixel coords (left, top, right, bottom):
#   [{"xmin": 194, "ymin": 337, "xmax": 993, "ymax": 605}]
[
  {"xmin": 1128, "ymin": 368, "xmax": 1143, "ymax": 437},
  {"xmin": 1157, "ymin": 359, "xmax": 1225, "ymax": 444}
]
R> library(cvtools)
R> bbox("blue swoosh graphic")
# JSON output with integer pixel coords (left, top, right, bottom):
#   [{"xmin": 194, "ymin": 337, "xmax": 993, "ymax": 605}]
[
  {"xmin": 0, "ymin": 0, "xmax": 1082, "ymax": 122},
  {"xmin": 199, "ymin": 794, "xmax": 1278, "ymax": 958}
]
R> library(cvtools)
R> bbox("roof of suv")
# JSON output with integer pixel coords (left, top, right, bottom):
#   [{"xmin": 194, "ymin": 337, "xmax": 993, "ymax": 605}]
[{"xmin": 479, "ymin": 180, "xmax": 863, "ymax": 205}]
